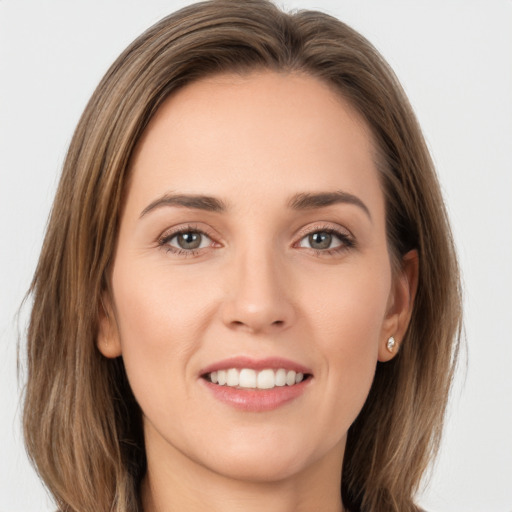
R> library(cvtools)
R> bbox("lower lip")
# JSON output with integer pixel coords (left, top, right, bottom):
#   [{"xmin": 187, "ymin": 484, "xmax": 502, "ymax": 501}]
[{"xmin": 201, "ymin": 378, "xmax": 310, "ymax": 412}]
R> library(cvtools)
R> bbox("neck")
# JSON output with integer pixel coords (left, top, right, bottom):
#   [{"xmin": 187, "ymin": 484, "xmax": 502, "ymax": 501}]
[{"xmin": 141, "ymin": 428, "xmax": 346, "ymax": 512}]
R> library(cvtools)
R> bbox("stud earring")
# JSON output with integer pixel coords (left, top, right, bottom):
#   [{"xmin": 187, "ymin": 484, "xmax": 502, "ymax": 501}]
[{"xmin": 386, "ymin": 336, "xmax": 396, "ymax": 353}]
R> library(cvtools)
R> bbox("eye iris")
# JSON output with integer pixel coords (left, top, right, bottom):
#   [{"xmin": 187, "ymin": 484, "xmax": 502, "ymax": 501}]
[
  {"xmin": 177, "ymin": 232, "xmax": 202, "ymax": 249},
  {"xmin": 309, "ymin": 232, "xmax": 332, "ymax": 249}
]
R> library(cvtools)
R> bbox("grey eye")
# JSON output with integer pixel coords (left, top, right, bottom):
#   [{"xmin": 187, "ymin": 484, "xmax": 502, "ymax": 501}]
[
  {"xmin": 299, "ymin": 231, "xmax": 343, "ymax": 250},
  {"xmin": 169, "ymin": 231, "xmax": 211, "ymax": 250},
  {"xmin": 309, "ymin": 232, "xmax": 332, "ymax": 249}
]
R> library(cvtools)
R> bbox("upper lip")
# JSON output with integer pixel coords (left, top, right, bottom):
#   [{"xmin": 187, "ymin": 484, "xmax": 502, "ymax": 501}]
[{"xmin": 199, "ymin": 356, "xmax": 312, "ymax": 377}]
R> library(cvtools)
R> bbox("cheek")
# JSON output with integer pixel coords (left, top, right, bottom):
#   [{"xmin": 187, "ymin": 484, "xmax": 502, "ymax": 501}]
[
  {"xmin": 306, "ymin": 257, "xmax": 391, "ymax": 347},
  {"xmin": 109, "ymin": 258, "xmax": 215, "ymax": 401},
  {"xmin": 303, "ymin": 259, "xmax": 391, "ymax": 424},
  {"xmin": 112, "ymin": 255, "xmax": 214, "ymax": 341}
]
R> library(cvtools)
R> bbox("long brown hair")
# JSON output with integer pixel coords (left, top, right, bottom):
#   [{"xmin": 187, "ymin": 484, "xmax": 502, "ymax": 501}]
[{"xmin": 22, "ymin": 1, "xmax": 462, "ymax": 511}]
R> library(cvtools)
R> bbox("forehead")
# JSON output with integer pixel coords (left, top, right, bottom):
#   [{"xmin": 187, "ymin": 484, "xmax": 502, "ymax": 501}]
[{"xmin": 127, "ymin": 71, "xmax": 382, "ymax": 216}]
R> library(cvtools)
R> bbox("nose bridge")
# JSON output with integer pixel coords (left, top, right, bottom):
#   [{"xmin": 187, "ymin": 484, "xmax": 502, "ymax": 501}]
[{"xmin": 222, "ymin": 237, "xmax": 295, "ymax": 333}]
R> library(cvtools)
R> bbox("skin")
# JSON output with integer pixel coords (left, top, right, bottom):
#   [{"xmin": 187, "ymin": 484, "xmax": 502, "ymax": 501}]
[{"xmin": 98, "ymin": 71, "xmax": 418, "ymax": 512}]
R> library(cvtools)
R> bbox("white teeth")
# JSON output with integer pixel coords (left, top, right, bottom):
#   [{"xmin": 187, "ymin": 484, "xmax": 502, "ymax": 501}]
[
  {"xmin": 275, "ymin": 368, "xmax": 286, "ymax": 386},
  {"xmin": 239, "ymin": 369, "xmax": 256, "ymax": 388},
  {"xmin": 226, "ymin": 368, "xmax": 239, "ymax": 387},
  {"xmin": 207, "ymin": 368, "xmax": 307, "ymax": 389},
  {"xmin": 257, "ymin": 369, "xmax": 275, "ymax": 389},
  {"xmin": 286, "ymin": 370, "xmax": 296, "ymax": 386}
]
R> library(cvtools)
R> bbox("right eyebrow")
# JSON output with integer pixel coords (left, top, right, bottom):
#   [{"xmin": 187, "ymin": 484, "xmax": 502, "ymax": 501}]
[
  {"xmin": 139, "ymin": 193, "xmax": 227, "ymax": 218},
  {"xmin": 288, "ymin": 190, "xmax": 372, "ymax": 221}
]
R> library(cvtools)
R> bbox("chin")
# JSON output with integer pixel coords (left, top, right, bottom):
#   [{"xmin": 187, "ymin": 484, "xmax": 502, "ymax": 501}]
[
  {"xmin": 210, "ymin": 451, "xmax": 311, "ymax": 484},
  {"xmin": 197, "ymin": 429, "xmax": 340, "ymax": 484}
]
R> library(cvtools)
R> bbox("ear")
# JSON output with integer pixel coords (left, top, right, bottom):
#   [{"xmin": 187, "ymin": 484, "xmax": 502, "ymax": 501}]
[
  {"xmin": 378, "ymin": 249, "xmax": 419, "ymax": 362},
  {"xmin": 97, "ymin": 293, "xmax": 122, "ymax": 358}
]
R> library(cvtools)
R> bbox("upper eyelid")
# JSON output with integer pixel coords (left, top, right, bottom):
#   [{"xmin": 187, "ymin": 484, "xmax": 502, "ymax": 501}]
[
  {"xmin": 157, "ymin": 221, "xmax": 354, "ymax": 247},
  {"xmin": 293, "ymin": 222, "xmax": 353, "ymax": 240},
  {"xmin": 159, "ymin": 223, "xmax": 217, "ymax": 241},
  {"xmin": 158, "ymin": 225, "xmax": 218, "ymax": 254}
]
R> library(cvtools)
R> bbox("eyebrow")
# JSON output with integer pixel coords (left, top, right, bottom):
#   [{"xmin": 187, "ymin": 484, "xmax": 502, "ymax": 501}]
[
  {"xmin": 140, "ymin": 190, "xmax": 371, "ymax": 220},
  {"xmin": 140, "ymin": 193, "xmax": 226, "ymax": 218},
  {"xmin": 288, "ymin": 191, "xmax": 371, "ymax": 220}
]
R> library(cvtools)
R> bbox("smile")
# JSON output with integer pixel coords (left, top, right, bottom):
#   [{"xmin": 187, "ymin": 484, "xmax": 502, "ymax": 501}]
[
  {"xmin": 206, "ymin": 368, "xmax": 306, "ymax": 389},
  {"xmin": 200, "ymin": 357, "xmax": 312, "ymax": 411}
]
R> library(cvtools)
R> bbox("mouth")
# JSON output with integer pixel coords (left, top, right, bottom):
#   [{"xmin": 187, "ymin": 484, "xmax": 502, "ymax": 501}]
[
  {"xmin": 199, "ymin": 357, "xmax": 313, "ymax": 412},
  {"xmin": 203, "ymin": 368, "xmax": 312, "ymax": 390}
]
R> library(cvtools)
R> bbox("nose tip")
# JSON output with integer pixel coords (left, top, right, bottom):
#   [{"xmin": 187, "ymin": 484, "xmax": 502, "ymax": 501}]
[
  {"xmin": 221, "ymin": 256, "xmax": 296, "ymax": 335},
  {"xmin": 226, "ymin": 306, "xmax": 290, "ymax": 334}
]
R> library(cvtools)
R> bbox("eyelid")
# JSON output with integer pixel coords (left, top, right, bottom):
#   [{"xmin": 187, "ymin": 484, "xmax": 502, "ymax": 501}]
[
  {"xmin": 157, "ymin": 223, "xmax": 221, "ymax": 254},
  {"xmin": 293, "ymin": 222, "xmax": 353, "ymax": 242},
  {"xmin": 292, "ymin": 222, "xmax": 356, "ymax": 253},
  {"xmin": 156, "ymin": 221, "xmax": 355, "ymax": 257},
  {"xmin": 158, "ymin": 223, "xmax": 214, "ymax": 241}
]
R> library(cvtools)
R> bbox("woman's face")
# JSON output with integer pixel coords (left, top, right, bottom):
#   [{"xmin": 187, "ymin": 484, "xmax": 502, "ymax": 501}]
[{"xmin": 99, "ymin": 71, "xmax": 412, "ymax": 484}]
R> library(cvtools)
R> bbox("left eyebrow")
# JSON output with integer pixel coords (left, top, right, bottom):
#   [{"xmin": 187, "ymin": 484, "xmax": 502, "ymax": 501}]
[
  {"xmin": 288, "ymin": 191, "xmax": 372, "ymax": 221},
  {"xmin": 139, "ymin": 193, "xmax": 227, "ymax": 218}
]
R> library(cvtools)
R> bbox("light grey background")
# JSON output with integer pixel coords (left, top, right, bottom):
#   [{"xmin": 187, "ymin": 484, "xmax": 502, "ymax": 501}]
[{"xmin": 1, "ymin": 1, "xmax": 511, "ymax": 511}]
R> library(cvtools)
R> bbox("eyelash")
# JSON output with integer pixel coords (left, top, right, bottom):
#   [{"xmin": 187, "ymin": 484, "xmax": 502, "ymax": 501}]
[
  {"xmin": 158, "ymin": 224, "xmax": 216, "ymax": 257},
  {"xmin": 295, "ymin": 225, "xmax": 356, "ymax": 257},
  {"xmin": 157, "ymin": 223, "xmax": 356, "ymax": 257}
]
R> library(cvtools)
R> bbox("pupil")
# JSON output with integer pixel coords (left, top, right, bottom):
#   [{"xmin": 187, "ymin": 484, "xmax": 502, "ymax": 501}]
[
  {"xmin": 178, "ymin": 232, "xmax": 201, "ymax": 249},
  {"xmin": 309, "ymin": 232, "xmax": 331, "ymax": 249}
]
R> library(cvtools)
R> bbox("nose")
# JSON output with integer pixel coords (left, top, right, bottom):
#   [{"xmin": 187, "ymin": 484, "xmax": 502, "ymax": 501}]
[{"xmin": 221, "ymin": 247, "xmax": 296, "ymax": 335}]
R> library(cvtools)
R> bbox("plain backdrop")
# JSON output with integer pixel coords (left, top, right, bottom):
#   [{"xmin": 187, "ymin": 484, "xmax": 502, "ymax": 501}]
[{"xmin": 1, "ymin": 1, "xmax": 511, "ymax": 511}]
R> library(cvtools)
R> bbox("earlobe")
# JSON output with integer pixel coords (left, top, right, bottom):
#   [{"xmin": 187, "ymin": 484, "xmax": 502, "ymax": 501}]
[
  {"xmin": 97, "ymin": 294, "xmax": 122, "ymax": 359},
  {"xmin": 378, "ymin": 249, "xmax": 419, "ymax": 362},
  {"xmin": 379, "ymin": 335, "xmax": 399, "ymax": 362}
]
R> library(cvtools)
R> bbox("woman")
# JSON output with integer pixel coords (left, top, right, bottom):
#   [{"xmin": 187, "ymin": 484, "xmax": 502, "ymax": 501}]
[{"xmin": 22, "ymin": 1, "xmax": 462, "ymax": 511}]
